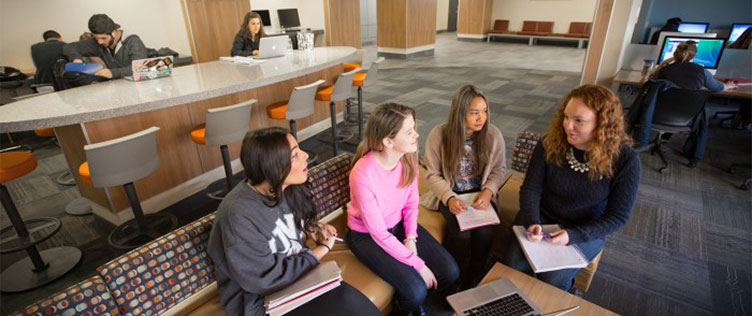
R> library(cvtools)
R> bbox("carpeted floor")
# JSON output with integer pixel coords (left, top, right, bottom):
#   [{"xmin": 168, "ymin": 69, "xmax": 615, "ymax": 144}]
[{"xmin": 2, "ymin": 33, "xmax": 750, "ymax": 315}]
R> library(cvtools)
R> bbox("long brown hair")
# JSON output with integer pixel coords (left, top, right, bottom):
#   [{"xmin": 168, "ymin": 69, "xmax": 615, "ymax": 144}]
[
  {"xmin": 352, "ymin": 103, "xmax": 418, "ymax": 187},
  {"xmin": 542, "ymin": 85, "xmax": 631, "ymax": 180},
  {"xmin": 673, "ymin": 41, "xmax": 697, "ymax": 63},
  {"xmin": 237, "ymin": 11, "xmax": 266, "ymax": 41},
  {"xmin": 441, "ymin": 85, "xmax": 490, "ymax": 179}
]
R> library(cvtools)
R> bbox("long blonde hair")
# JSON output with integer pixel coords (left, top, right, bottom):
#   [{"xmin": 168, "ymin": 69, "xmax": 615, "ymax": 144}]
[
  {"xmin": 352, "ymin": 103, "xmax": 418, "ymax": 187},
  {"xmin": 542, "ymin": 84, "xmax": 631, "ymax": 180},
  {"xmin": 442, "ymin": 85, "xmax": 490, "ymax": 178}
]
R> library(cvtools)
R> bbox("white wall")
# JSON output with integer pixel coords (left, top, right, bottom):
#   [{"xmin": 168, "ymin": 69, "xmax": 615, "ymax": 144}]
[
  {"xmin": 0, "ymin": 0, "xmax": 192, "ymax": 71},
  {"xmin": 491, "ymin": 0, "xmax": 597, "ymax": 34},
  {"xmin": 360, "ymin": 0, "xmax": 377, "ymax": 44},
  {"xmin": 250, "ymin": 0, "xmax": 325, "ymax": 33},
  {"xmin": 437, "ymin": 0, "xmax": 449, "ymax": 31}
]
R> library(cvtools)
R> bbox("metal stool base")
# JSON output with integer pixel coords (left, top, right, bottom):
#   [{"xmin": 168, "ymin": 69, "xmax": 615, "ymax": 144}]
[
  {"xmin": 64, "ymin": 197, "xmax": 92, "ymax": 216},
  {"xmin": 108, "ymin": 213, "xmax": 178, "ymax": 249},
  {"xmin": 55, "ymin": 170, "xmax": 76, "ymax": 186},
  {"xmin": 315, "ymin": 130, "xmax": 354, "ymax": 144},
  {"xmin": 0, "ymin": 246, "xmax": 82, "ymax": 293},
  {"xmin": 0, "ymin": 217, "xmax": 61, "ymax": 253}
]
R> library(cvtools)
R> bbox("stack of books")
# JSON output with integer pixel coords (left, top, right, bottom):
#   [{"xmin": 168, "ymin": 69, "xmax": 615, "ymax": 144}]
[{"xmin": 264, "ymin": 261, "xmax": 342, "ymax": 316}]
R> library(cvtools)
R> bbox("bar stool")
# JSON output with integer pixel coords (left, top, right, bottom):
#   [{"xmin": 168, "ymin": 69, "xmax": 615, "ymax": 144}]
[
  {"xmin": 315, "ymin": 68, "xmax": 360, "ymax": 156},
  {"xmin": 34, "ymin": 127, "xmax": 93, "ymax": 215},
  {"xmin": 78, "ymin": 127, "xmax": 178, "ymax": 249},
  {"xmin": 190, "ymin": 100, "xmax": 255, "ymax": 200},
  {"xmin": 0, "ymin": 146, "xmax": 82, "ymax": 292},
  {"xmin": 348, "ymin": 57, "xmax": 385, "ymax": 140},
  {"xmin": 266, "ymin": 79, "xmax": 326, "ymax": 163}
]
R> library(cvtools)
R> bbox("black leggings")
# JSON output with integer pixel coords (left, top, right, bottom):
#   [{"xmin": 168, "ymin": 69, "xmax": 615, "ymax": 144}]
[
  {"xmin": 287, "ymin": 282, "xmax": 381, "ymax": 316},
  {"xmin": 439, "ymin": 201, "xmax": 495, "ymax": 288}
]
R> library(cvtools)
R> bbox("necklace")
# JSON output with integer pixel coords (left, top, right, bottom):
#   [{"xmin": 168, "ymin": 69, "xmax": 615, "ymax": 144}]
[{"xmin": 566, "ymin": 147, "xmax": 590, "ymax": 173}]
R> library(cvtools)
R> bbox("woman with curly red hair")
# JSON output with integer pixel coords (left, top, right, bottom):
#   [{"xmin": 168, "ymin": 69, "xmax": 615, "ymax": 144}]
[{"xmin": 501, "ymin": 84, "xmax": 641, "ymax": 291}]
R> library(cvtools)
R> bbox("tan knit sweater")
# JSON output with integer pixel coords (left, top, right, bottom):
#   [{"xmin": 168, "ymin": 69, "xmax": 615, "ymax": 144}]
[{"xmin": 423, "ymin": 123, "xmax": 506, "ymax": 206}]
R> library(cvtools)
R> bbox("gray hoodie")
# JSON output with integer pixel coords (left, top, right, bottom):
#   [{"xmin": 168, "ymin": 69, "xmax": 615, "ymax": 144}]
[
  {"xmin": 207, "ymin": 183, "xmax": 318, "ymax": 316},
  {"xmin": 62, "ymin": 30, "xmax": 147, "ymax": 79}
]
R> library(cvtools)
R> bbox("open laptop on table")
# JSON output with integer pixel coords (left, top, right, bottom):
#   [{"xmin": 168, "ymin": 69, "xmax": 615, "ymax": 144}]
[
  {"xmin": 124, "ymin": 56, "xmax": 173, "ymax": 81},
  {"xmin": 254, "ymin": 36, "xmax": 288, "ymax": 59},
  {"xmin": 448, "ymin": 278, "xmax": 543, "ymax": 316}
]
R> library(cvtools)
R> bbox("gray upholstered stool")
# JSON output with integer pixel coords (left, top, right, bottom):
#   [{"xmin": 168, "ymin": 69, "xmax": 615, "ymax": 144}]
[
  {"xmin": 315, "ymin": 68, "xmax": 360, "ymax": 156},
  {"xmin": 78, "ymin": 127, "xmax": 178, "ymax": 249},
  {"xmin": 266, "ymin": 79, "xmax": 326, "ymax": 163},
  {"xmin": 191, "ymin": 100, "xmax": 255, "ymax": 200},
  {"xmin": 347, "ymin": 57, "xmax": 385, "ymax": 141}
]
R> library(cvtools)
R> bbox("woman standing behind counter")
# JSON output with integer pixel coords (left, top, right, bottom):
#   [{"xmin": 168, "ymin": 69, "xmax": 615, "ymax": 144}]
[{"xmin": 231, "ymin": 11, "xmax": 266, "ymax": 57}]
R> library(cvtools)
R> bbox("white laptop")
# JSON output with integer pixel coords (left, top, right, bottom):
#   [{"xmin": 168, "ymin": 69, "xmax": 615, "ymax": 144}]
[
  {"xmin": 124, "ymin": 56, "xmax": 173, "ymax": 81},
  {"xmin": 254, "ymin": 36, "xmax": 288, "ymax": 59},
  {"xmin": 447, "ymin": 278, "xmax": 542, "ymax": 316}
]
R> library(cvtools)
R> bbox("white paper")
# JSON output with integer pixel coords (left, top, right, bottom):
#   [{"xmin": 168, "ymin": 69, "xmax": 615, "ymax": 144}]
[
  {"xmin": 219, "ymin": 56, "xmax": 267, "ymax": 64},
  {"xmin": 454, "ymin": 193, "xmax": 500, "ymax": 231},
  {"xmin": 512, "ymin": 225, "xmax": 589, "ymax": 273},
  {"xmin": 267, "ymin": 280, "xmax": 341, "ymax": 316},
  {"xmin": 265, "ymin": 261, "xmax": 341, "ymax": 310}
]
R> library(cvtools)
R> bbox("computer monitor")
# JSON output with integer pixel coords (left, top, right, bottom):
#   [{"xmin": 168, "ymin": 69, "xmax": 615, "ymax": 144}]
[
  {"xmin": 253, "ymin": 10, "xmax": 271, "ymax": 27},
  {"xmin": 277, "ymin": 9, "xmax": 301, "ymax": 29},
  {"xmin": 678, "ymin": 22, "xmax": 709, "ymax": 33},
  {"xmin": 657, "ymin": 36, "xmax": 726, "ymax": 69},
  {"xmin": 654, "ymin": 31, "xmax": 716, "ymax": 59},
  {"xmin": 728, "ymin": 23, "xmax": 752, "ymax": 43}
]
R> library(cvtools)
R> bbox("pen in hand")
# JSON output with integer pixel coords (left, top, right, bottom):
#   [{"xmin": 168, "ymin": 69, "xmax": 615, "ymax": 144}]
[{"xmin": 525, "ymin": 231, "xmax": 553, "ymax": 239}]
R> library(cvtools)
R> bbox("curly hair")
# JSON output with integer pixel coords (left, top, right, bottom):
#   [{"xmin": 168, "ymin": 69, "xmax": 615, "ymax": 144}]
[{"xmin": 542, "ymin": 84, "xmax": 632, "ymax": 180}]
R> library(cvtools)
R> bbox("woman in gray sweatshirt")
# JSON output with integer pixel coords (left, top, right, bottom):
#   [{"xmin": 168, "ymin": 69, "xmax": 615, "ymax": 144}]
[{"xmin": 207, "ymin": 127, "xmax": 381, "ymax": 316}]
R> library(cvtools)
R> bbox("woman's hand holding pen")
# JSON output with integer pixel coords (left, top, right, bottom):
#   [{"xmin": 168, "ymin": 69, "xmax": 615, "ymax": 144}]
[
  {"xmin": 548, "ymin": 229, "xmax": 569, "ymax": 245},
  {"xmin": 526, "ymin": 225, "xmax": 570, "ymax": 245},
  {"xmin": 312, "ymin": 223, "xmax": 337, "ymax": 261},
  {"xmin": 447, "ymin": 196, "xmax": 467, "ymax": 214},
  {"xmin": 526, "ymin": 224, "xmax": 544, "ymax": 242}
]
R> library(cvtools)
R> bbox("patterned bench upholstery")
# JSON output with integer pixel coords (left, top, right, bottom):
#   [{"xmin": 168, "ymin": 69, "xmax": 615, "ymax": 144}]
[
  {"xmin": 510, "ymin": 131, "xmax": 542, "ymax": 173},
  {"xmin": 11, "ymin": 275, "xmax": 120, "ymax": 316},
  {"xmin": 308, "ymin": 153, "xmax": 354, "ymax": 218},
  {"xmin": 96, "ymin": 213, "xmax": 216, "ymax": 316}
]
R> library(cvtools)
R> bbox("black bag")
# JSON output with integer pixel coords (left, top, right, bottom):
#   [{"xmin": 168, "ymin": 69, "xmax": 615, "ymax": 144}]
[
  {"xmin": 0, "ymin": 66, "xmax": 27, "ymax": 82},
  {"xmin": 62, "ymin": 71, "xmax": 109, "ymax": 88}
]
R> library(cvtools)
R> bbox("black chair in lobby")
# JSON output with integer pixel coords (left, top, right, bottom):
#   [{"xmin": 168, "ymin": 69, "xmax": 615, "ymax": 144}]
[
  {"xmin": 0, "ymin": 146, "xmax": 81, "ymax": 292},
  {"xmin": 191, "ymin": 100, "xmax": 255, "ymax": 200},
  {"xmin": 78, "ymin": 127, "xmax": 178, "ymax": 249},
  {"xmin": 643, "ymin": 88, "xmax": 709, "ymax": 173}
]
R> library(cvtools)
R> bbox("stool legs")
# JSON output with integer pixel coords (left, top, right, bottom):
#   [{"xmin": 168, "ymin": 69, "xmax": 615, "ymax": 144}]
[
  {"xmin": 108, "ymin": 182, "xmax": 178, "ymax": 249},
  {"xmin": 0, "ymin": 184, "xmax": 82, "ymax": 292},
  {"xmin": 220, "ymin": 145, "xmax": 233, "ymax": 193},
  {"xmin": 357, "ymin": 87, "xmax": 364, "ymax": 141},
  {"xmin": 289, "ymin": 120, "xmax": 318, "ymax": 164},
  {"xmin": 330, "ymin": 101, "xmax": 338, "ymax": 156}
]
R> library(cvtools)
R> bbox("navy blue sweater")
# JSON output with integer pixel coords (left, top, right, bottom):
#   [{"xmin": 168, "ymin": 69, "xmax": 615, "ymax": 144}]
[{"xmin": 516, "ymin": 142, "xmax": 641, "ymax": 244}]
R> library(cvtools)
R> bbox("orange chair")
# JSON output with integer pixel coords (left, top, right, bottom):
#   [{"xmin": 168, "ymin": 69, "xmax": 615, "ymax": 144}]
[
  {"xmin": 266, "ymin": 80, "xmax": 326, "ymax": 162},
  {"xmin": 315, "ymin": 68, "xmax": 361, "ymax": 156},
  {"xmin": 0, "ymin": 146, "xmax": 81, "ymax": 292}
]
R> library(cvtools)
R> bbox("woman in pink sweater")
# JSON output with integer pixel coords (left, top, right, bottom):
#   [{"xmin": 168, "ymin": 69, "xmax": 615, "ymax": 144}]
[{"xmin": 347, "ymin": 103, "xmax": 459, "ymax": 316}]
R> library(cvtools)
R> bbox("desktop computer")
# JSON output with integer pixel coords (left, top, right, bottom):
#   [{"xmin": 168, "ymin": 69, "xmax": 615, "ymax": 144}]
[
  {"xmin": 678, "ymin": 22, "xmax": 709, "ymax": 33},
  {"xmin": 278, "ymin": 8, "xmax": 301, "ymax": 31},
  {"xmin": 657, "ymin": 36, "xmax": 726, "ymax": 69},
  {"xmin": 253, "ymin": 10, "xmax": 272, "ymax": 27},
  {"xmin": 728, "ymin": 23, "xmax": 752, "ymax": 44}
]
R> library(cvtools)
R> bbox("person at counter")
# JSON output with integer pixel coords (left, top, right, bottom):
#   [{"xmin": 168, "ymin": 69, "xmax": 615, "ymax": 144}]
[
  {"xmin": 231, "ymin": 11, "xmax": 266, "ymax": 57},
  {"xmin": 63, "ymin": 14, "xmax": 147, "ymax": 79},
  {"xmin": 649, "ymin": 17, "xmax": 682, "ymax": 45},
  {"xmin": 31, "ymin": 30, "xmax": 65, "ymax": 85}
]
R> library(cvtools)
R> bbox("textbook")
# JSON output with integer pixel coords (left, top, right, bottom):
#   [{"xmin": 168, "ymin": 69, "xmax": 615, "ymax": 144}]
[
  {"xmin": 512, "ymin": 225, "xmax": 589, "ymax": 273},
  {"xmin": 265, "ymin": 261, "xmax": 342, "ymax": 316},
  {"xmin": 454, "ymin": 192, "xmax": 500, "ymax": 231},
  {"xmin": 64, "ymin": 62, "xmax": 103, "ymax": 75}
]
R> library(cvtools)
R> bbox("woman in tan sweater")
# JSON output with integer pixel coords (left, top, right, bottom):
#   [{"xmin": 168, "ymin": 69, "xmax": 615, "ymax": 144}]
[{"xmin": 424, "ymin": 85, "xmax": 506, "ymax": 289}]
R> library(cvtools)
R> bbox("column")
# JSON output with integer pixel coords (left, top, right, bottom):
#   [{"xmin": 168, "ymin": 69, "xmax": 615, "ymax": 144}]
[
  {"xmin": 377, "ymin": 0, "xmax": 437, "ymax": 59},
  {"xmin": 324, "ymin": 0, "xmax": 362, "ymax": 48},
  {"xmin": 456, "ymin": 0, "xmax": 492, "ymax": 41}
]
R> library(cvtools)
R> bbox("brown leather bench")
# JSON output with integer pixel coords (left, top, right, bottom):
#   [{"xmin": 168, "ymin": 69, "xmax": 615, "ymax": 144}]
[
  {"xmin": 563, "ymin": 22, "xmax": 593, "ymax": 38},
  {"xmin": 488, "ymin": 20, "xmax": 512, "ymax": 34},
  {"xmin": 517, "ymin": 21, "xmax": 554, "ymax": 36}
]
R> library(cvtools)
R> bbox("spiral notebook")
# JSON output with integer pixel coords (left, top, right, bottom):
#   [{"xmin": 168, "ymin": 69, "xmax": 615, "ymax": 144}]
[
  {"xmin": 512, "ymin": 225, "xmax": 589, "ymax": 273},
  {"xmin": 455, "ymin": 193, "xmax": 500, "ymax": 231},
  {"xmin": 264, "ymin": 261, "xmax": 342, "ymax": 316}
]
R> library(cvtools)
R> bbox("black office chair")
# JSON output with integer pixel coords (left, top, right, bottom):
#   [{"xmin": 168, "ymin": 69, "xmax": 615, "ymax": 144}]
[{"xmin": 645, "ymin": 88, "xmax": 710, "ymax": 173}]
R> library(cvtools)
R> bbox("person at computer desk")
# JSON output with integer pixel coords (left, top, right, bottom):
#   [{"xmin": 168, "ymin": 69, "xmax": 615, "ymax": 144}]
[
  {"xmin": 30, "ymin": 30, "xmax": 65, "ymax": 85},
  {"xmin": 423, "ymin": 85, "xmax": 505, "ymax": 290},
  {"xmin": 501, "ymin": 85, "xmax": 641, "ymax": 292},
  {"xmin": 649, "ymin": 17, "xmax": 682, "ymax": 45},
  {"xmin": 231, "ymin": 12, "xmax": 266, "ymax": 57},
  {"xmin": 63, "ymin": 14, "xmax": 147, "ymax": 79},
  {"xmin": 646, "ymin": 41, "xmax": 737, "ymax": 167},
  {"xmin": 207, "ymin": 127, "xmax": 381, "ymax": 316}
]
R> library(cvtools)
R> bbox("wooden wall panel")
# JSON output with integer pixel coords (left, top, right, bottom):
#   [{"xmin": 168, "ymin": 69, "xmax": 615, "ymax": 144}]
[
  {"xmin": 377, "ymin": 0, "xmax": 407, "ymax": 49},
  {"xmin": 54, "ymin": 124, "xmax": 110, "ymax": 209},
  {"xmin": 457, "ymin": 0, "xmax": 485, "ymax": 35},
  {"xmin": 483, "ymin": 0, "xmax": 493, "ymax": 33},
  {"xmin": 185, "ymin": 0, "xmax": 250, "ymax": 63},
  {"xmin": 407, "ymin": 0, "xmax": 437, "ymax": 47},
  {"xmin": 325, "ymin": 0, "xmax": 362, "ymax": 48},
  {"xmin": 581, "ymin": 0, "xmax": 613, "ymax": 84}
]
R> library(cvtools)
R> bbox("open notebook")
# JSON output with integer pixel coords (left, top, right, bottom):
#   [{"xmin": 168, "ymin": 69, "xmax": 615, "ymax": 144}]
[
  {"xmin": 512, "ymin": 225, "xmax": 589, "ymax": 273},
  {"xmin": 264, "ymin": 261, "xmax": 342, "ymax": 316},
  {"xmin": 455, "ymin": 192, "xmax": 500, "ymax": 231}
]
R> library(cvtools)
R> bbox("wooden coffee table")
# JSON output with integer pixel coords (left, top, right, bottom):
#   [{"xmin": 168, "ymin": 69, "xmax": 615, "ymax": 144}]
[{"xmin": 476, "ymin": 263, "xmax": 618, "ymax": 316}]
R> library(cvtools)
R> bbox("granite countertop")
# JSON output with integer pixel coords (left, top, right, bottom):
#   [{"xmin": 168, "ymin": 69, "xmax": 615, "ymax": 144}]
[{"xmin": 0, "ymin": 47, "xmax": 356, "ymax": 133}]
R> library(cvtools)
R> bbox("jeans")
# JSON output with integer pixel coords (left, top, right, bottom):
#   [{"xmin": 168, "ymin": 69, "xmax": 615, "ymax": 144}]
[
  {"xmin": 501, "ymin": 233, "xmax": 605, "ymax": 291},
  {"xmin": 287, "ymin": 282, "xmax": 381, "ymax": 316},
  {"xmin": 438, "ymin": 201, "xmax": 495, "ymax": 289},
  {"xmin": 347, "ymin": 223, "xmax": 459, "ymax": 313}
]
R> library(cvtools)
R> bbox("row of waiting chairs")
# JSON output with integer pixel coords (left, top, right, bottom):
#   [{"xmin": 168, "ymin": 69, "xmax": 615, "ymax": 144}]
[{"xmin": 489, "ymin": 20, "xmax": 592, "ymax": 38}]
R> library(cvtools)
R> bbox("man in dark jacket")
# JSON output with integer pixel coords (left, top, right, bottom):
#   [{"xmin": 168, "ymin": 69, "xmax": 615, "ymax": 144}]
[
  {"xmin": 649, "ymin": 17, "xmax": 682, "ymax": 45},
  {"xmin": 63, "ymin": 14, "xmax": 147, "ymax": 79},
  {"xmin": 31, "ymin": 30, "xmax": 65, "ymax": 85}
]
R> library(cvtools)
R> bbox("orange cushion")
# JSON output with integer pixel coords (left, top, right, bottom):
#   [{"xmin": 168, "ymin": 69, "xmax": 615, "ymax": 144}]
[
  {"xmin": 352, "ymin": 73, "xmax": 366, "ymax": 87},
  {"xmin": 0, "ymin": 151, "xmax": 37, "ymax": 184},
  {"xmin": 190, "ymin": 124, "xmax": 206, "ymax": 145},
  {"xmin": 315, "ymin": 85, "xmax": 334, "ymax": 101},
  {"xmin": 344, "ymin": 63, "xmax": 361, "ymax": 72},
  {"xmin": 34, "ymin": 128, "xmax": 55, "ymax": 138},
  {"xmin": 266, "ymin": 100, "xmax": 289, "ymax": 120},
  {"xmin": 78, "ymin": 161, "xmax": 93, "ymax": 186}
]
